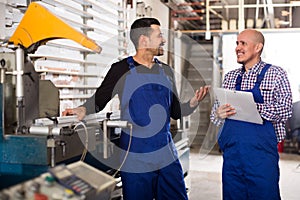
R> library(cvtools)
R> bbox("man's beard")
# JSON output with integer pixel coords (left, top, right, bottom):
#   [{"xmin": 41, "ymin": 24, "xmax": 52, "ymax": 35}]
[{"xmin": 156, "ymin": 46, "xmax": 164, "ymax": 56}]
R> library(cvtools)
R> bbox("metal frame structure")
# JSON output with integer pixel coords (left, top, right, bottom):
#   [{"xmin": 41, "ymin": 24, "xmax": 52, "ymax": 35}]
[{"xmin": 164, "ymin": 0, "xmax": 300, "ymax": 35}]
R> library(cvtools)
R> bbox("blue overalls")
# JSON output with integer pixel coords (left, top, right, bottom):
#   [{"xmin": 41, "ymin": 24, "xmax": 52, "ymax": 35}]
[
  {"xmin": 119, "ymin": 56, "xmax": 188, "ymax": 200},
  {"xmin": 218, "ymin": 64, "xmax": 281, "ymax": 200}
]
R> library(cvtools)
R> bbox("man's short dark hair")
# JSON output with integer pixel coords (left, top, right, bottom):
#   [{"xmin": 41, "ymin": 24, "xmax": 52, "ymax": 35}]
[{"xmin": 130, "ymin": 18, "xmax": 160, "ymax": 49}]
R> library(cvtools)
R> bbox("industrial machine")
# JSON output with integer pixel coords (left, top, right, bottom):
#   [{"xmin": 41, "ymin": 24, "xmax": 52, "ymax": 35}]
[{"xmin": 0, "ymin": 3, "xmax": 126, "ymax": 198}]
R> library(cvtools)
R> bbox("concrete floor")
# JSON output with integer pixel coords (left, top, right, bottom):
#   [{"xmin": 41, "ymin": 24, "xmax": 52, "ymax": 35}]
[{"xmin": 188, "ymin": 147, "xmax": 300, "ymax": 200}]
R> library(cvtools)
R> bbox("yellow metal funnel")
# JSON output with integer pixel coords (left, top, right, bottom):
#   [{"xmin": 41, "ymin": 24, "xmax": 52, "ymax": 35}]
[{"xmin": 9, "ymin": 2, "xmax": 101, "ymax": 53}]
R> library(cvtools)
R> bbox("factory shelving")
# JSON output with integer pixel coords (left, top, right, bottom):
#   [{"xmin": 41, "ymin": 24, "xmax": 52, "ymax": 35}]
[
  {"xmin": 46, "ymin": 40, "xmax": 96, "ymax": 53},
  {"xmin": 35, "ymin": 67, "xmax": 100, "ymax": 77},
  {"xmin": 59, "ymin": 94, "xmax": 93, "ymax": 99},
  {"xmin": 55, "ymin": 85, "xmax": 99, "ymax": 89},
  {"xmin": 29, "ymin": 54, "xmax": 107, "ymax": 66},
  {"xmin": 40, "ymin": 0, "xmax": 94, "ymax": 19},
  {"xmin": 34, "ymin": 0, "xmax": 128, "ymax": 112}
]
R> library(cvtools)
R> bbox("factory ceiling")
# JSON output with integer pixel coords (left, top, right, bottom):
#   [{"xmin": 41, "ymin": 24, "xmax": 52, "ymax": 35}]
[{"xmin": 161, "ymin": 0, "xmax": 299, "ymax": 32}]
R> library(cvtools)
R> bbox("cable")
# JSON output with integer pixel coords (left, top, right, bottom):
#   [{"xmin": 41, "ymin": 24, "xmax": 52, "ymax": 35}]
[
  {"xmin": 73, "ymin": 121, "xmax": 89, "ymax": 161},
  {"xmin": 112, "ymin": 123, "xmax": 133, "ymax": 178},
  {"xmin": 73, "ymin": 120, "xmax": 132, "ymax": 177}
]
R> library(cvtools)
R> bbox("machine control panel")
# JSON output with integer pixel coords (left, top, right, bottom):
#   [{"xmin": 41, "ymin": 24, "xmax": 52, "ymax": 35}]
[
  {"xmin": 48, "ymin": 164, "xmax": 94, "ymax": 196},
  {"xmin": 0, "ymin": 161, "xmax": 116, "ymax": 200},
  {"xmin": 0, "ymin": 173, "xmax": 84, "ymax": 200}
]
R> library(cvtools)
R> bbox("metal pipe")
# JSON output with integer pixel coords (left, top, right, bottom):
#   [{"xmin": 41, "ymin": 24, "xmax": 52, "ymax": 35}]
[
  {"xmin": 177, "ymin": 2, "xmax": 205, "ymax": 6},
  {"xmin": 221, "ymin": 0, "xmax": 230, "ymax": 20},
  {"xmin": 171, "ymin": 16, "xmax": 204, "ymax": 21},
  {"xmin": 103, "ymin": 120, "xmax": 108, "ymax": 159},
  {"xmin": 265, "ymin": 0, "xmax": 275, "ymax": 28},
  {"xmin": 255, "ymin": 0, "xmax": 260, "ymax": 27},
  {"xmin": 51, "ymin": 147, "xmax": 55, "ymax": 167},
  {"xmin": 15, "ymin": 47, "xmax": 25, "ymax": 132},
  {"xmin": 206, "ymin": 0, "xmax": 211, "ymax": 40},
  {"xmin": 172, "ymin": 9, "xmax": 205, "ymax": 14},
  {"xmin": 289, "ymin": 6, "xmax": 292, "ymax": 28},
  {"xmin": 106, "ymin": 120, "xmax": 128, "ymax": 128},
  {"xmin": 47, "ymin": 137, "xmax": 56, "ymax": 167},
  {"xmin": 209, "ymin": 8, "xmax": 225, "ymax": 20},
  {"xmin": 29, "ymin": 126, "xmax": 61, "ymax": 136},
  {"xmin": 0, "ymin": 68, "xmax": 6, "ymax": 84},
  {"xmin": 15, "ymin": 48, "xmax": 24, "ymax": 99},
  {"xmin": 210, "ymin": 3, "xmax": 300, "ymax": 9}
]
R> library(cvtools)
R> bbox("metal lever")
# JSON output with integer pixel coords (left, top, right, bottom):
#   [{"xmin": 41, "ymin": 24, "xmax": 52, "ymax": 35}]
[
  {"xmin": 103, "ymin": 120, "xmax": 129, "ymax": 159},
  {"xmin": 59, "ymin": 140, "xmax": 66, "ymax": 157}
]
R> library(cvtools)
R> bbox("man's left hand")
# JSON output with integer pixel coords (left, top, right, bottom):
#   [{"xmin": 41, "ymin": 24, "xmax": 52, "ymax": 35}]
[{"xmin": 190, "ymin": 85, "xmax": 210, "ymax": 108}]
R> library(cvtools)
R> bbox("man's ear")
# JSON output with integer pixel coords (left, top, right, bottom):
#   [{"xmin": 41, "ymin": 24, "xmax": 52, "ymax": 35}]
[
  {"xmin": 256, "ymin": 43, "xmax": 263, "ymax": 53},
  {"xmin": 139, "ymin": 35, "xmax": 149, "ymax": 48}
]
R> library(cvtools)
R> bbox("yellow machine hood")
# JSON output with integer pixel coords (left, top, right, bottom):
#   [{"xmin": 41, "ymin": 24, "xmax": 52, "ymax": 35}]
[{"xmin": 9, "ymin": 2, "xmax": 101, "ymax": 53}]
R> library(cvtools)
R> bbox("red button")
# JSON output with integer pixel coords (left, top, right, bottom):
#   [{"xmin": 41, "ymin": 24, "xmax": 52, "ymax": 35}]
[{"xmin": 34, "ymin": 193, "xmax": 48, "ymax": 200}]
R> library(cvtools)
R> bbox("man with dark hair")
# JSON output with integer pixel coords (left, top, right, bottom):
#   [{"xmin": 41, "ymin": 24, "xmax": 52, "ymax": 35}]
[
  {"xmin": 63, "ymin": 17, "xmax": 209, "ymax": 199},
  {"xmin": 129, "ymin": 18, "xmax": 160, "ymax": 50},
  {"xmin": 210, "ymin": 29, "xmax": 292, "ymax": 199}
]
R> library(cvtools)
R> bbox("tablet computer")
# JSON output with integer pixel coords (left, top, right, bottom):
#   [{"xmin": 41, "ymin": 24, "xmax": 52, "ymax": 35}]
[{"xmin": 214, "ymin": 87, "xmax": 263, "ymax": 124}]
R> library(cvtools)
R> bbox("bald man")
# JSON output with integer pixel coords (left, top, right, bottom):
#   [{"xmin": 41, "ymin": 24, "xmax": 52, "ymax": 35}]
[{"xmin": 210, "ymin": 29, "xmax": 292, "ymax": 199}]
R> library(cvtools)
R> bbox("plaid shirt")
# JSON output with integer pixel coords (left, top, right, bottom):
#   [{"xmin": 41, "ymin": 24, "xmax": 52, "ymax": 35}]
[{"xmin": 210, "ymin": 61, "xmax": 293, "ymax": 142}]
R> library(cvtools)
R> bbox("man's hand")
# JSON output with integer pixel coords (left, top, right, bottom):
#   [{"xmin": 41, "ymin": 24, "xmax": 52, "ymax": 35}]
[
  {"xmin": 190, "ymin": 85, "xmax": 210, "ymax": 108},
  {"xmin": 216, "ymin": 104, "xmax": 236, "ymax": 119},
  {"xmin": 62, "ymin": 106, "xmax": 87, "ymax": 121}
]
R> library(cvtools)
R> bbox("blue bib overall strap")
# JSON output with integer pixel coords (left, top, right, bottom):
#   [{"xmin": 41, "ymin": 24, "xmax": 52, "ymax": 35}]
[
  {"xmin": 127, "ymin": 56, "xmax": 162, "ymax": 67},
  {"xmin": 120, "ymin": 56, "xmax": 188, "ymax": 200},
  {"xmin": 219, "ymin": 63, "xmax": 280, "ymax": 200},
  {"xmin": 235, "ymin": 64, "xmax": 271, "ymax": 103},
  {"xmin": 126, "ymin": 55, "xmax": 135, "ymax": 69}
]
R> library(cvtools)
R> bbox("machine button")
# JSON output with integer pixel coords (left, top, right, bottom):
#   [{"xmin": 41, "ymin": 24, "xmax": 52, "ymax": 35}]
[
  {"xmin": 44, "ymin": 175, "xmax": 55, "ymax": 187},
  {"xmin": 63, "ymin": 189, "xmax": 74, "ymax": 198}
]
